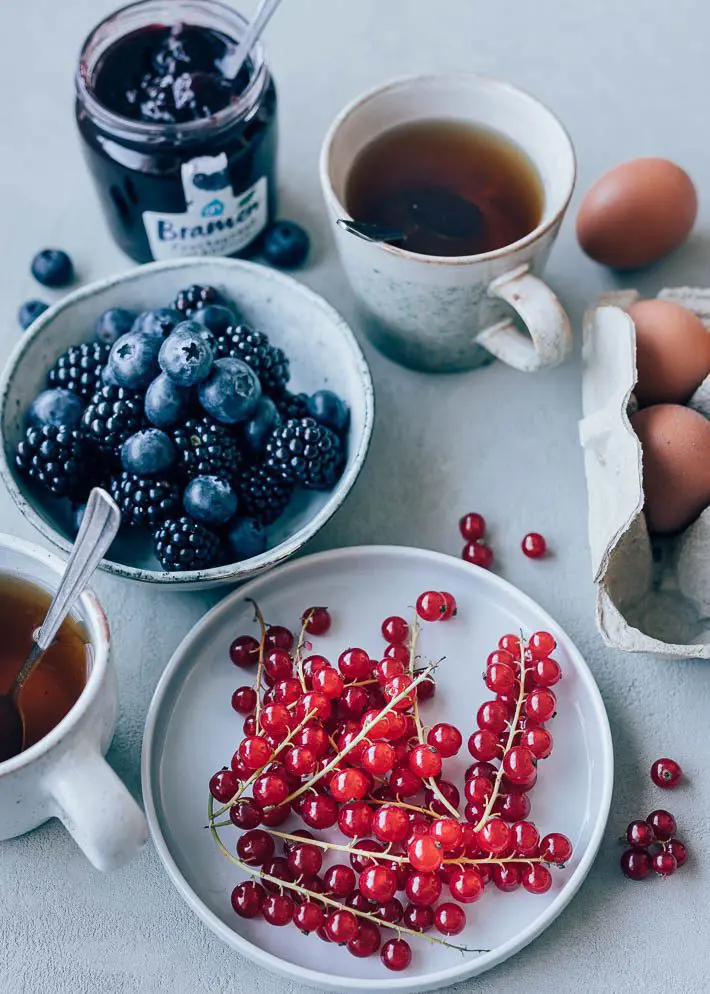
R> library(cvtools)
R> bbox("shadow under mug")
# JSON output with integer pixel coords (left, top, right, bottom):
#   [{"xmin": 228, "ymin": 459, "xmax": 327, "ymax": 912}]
[
  {"xmin": 320, "ymin": 73, "xmax": 577, "ymax": 373},
  {"xmin": 0, "ymin": 535, "xmax": 147, "ymax": 871}
]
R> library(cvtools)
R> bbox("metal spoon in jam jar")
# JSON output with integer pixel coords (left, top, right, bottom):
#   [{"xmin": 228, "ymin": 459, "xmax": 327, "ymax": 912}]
[{"xmin": 0, "ymin": 488, "xmax": 120, "ymax": 763}]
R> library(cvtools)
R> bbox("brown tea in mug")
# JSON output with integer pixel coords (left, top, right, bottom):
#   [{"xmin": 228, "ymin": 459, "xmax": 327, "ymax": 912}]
[
  {"xmin": 345, "ymin": 119, "xmax": 544, "ymax": 257},
  {"xmin": 0, "ymin": 576, "xmax": 89, "ymax": 751}
]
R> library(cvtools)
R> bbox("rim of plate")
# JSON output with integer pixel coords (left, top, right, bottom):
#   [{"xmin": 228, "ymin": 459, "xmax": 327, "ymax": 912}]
[
  {"xmin": 0, "ymin": 257, "xmax": 375, "ymax": 585},
  {"xmin": 142, "ymin": 545, "xmax": 613, "ymax": 991}
]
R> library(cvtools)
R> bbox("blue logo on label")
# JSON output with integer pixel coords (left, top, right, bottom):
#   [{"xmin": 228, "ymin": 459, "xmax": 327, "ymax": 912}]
[{"xmin": 201, "ymin": 199, "xmax": 225, "ymax": 218}]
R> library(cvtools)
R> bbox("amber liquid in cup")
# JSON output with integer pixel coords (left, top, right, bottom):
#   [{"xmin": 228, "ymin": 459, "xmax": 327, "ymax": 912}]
[
  {"xmin": 345, "ymin": 119, "xmax": 544, "ymax": 257},
  {"xmin": 0, "ymin": 576, "xmax": 89, "ymax": 751}
]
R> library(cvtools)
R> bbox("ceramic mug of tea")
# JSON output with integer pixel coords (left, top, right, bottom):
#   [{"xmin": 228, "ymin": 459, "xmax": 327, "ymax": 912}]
[
  {"xmin": 0, "ymin": 534, "xmax": 148, "ymax": 870},
  {"xmin": 320, "ymin": 74, "xmax": 576, "ymax": 373}
]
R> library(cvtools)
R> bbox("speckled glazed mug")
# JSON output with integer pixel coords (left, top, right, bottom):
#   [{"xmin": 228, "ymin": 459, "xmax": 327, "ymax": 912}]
[
  {"xmin": 320, "ymin": 74, "xmax": 576, "ymax": 373},
  {"xmin": 0, "ymin": 535, "xmax": 148, "ymax": 870}
]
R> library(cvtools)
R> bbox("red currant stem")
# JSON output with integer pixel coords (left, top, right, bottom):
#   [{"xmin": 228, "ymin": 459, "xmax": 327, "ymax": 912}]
[
  {"xmin": 444, "ymin": 856, "xmax": 551, "ymax": 866},
  {"xmin": 207, "ymin": 798, "xmax": 484, "ymax": 954},
  {"xmin": 474, "ymin": 634, "xmax": 527, "ymax": 833},
  {"xmin": 259, "ymin": 827, "xmax": 411, "ymax": 864},
  {"xmin": 284, "ymin": 663, "xmax": 438, "ymax": 805},
  {"xmin": 406, "ymin": 616, "xmax": 461, "ymax": 822},
  {"xmin": 294, "ymin": 610, "xmax": 314, "ymax": 693},
  {"xmin": 349, "ymin": 678, "xmax": 379, "ymax": 688},
  {"xmin": 211, "ymin": 707, "xmax": 318, "ymax": 818},
  {"xmin": 245, "ymin": 598, "xmax": 268, "ymax": 730},
  {"xmin": 367, "ymin": 796, "xmax": 442, "ymax": 818}
]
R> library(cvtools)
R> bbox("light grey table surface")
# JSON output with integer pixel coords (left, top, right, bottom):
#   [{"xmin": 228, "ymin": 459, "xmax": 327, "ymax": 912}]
[{"xmin": 1, "ymin": 1, "xmax": 708, "ymax": 992}]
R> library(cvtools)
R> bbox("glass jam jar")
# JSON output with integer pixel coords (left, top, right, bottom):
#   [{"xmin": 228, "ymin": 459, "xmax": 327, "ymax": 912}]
[{"xmin": 75, "ymin": 0, "xmax": 277, "ymax": 264}]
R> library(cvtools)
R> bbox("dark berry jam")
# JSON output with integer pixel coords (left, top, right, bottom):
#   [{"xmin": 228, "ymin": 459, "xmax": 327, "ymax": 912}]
[{"xmin": 75, "ymin": 1, "xmax": 277, "ymax": 264}]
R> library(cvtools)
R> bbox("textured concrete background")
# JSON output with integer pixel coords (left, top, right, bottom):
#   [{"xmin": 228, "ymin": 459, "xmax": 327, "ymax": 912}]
[{"xmin": 0, "ymin": 1, "xmax": 708, "ymax": 991}]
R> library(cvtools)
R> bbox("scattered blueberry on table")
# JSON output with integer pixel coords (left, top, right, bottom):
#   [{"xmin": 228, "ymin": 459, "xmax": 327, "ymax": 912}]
[
  {"xmin": 15, "ymin": 283, "xmax": 350, "ymax": 571},
  {"xmin": 262, "ymin": 221, "xmax": 310, "ymax": 269},
  {"xmin": 30, "ymin": 248, "xmax": 74, "ymax": 288},
  {"xmin": 18, "ymin": 299, "xmax": 49, "ymax": 330}
]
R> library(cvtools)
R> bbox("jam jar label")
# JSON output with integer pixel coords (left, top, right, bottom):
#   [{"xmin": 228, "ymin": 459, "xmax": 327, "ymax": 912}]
[{"xmin": 143, "ymin": 153, "xmax": 268, "ymax": 260}]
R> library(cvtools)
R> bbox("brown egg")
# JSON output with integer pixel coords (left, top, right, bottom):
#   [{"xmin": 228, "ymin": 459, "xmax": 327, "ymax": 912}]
[
  {"xmin": 628, "ymin": 299, "xmax": 710, "ymax": 406},
  {"xmin": 576, "ymin": 158, "xmax": 697, "ymax": 269},
  {"xmin": 631, "ymin": 404, "xmax": 710, "ymax": 533}
]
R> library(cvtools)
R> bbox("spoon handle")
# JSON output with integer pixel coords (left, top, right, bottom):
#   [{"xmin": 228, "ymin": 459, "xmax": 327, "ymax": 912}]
[
  {"xmin": 35, "ymin": 488, "xmax": 120, "ymax": 653},
  {"xmin": 231, "ymin": 0, "xmax": 283, "ymax": 79}
]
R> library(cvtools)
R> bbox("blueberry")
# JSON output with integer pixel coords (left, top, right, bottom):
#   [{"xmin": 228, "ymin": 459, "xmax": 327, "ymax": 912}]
[
  {"xmin": 198, "ymin": 357, "xmax": 261, "ymax": 424},
  {"xmin": 227, "ymin": 517, "xmax": 267, "ymax": 560},
  {"xmin": 121, "ymin": 428, "xmax": 176, "ymax": 476},
  {"xmin": 108, "ymin": 330, "xmax": 161, "ymax": 389},
  {"xmin": 184, "ymin": 475, "xmax": 238, "ymax": 526},
  {"xmin": 145, "ymin": 373, "xmax": 192, "ymax": 429},
  {"xmin": 18, "ymin": 299, "xmax": 48, "ymax": 330},
  {"xmin": 28, "ymin": 388, "xmax": 84, "ymax": 429},
  {"xmin": 132, "ymin": 307, "xmax": 182, "ymax": 339},
  {"xmin": 159, "ymin": 322, "xmax": 214, "ymax": 386},
  {"xmin": 306, "ymin": 390, "xmax": 350, "ymax": 435},
  {"xmin": 94, "ymin": 307, "xmax": 135, "ymax": 345},
  {"xmin": 195, "ymin": 304, "xmax": 237, "ymax": 336},
  {"xmin": 31, "ymin": 249, "xmax": 74, "ymax": 288},
  {"xmin": 262, "ymin": 221, "xmax": 310, "ymax": 269},
  {"xmin": 102, "ymin": 363, "xmax": 120, "ymax": 386},
  {"xmin": 243, "ymin": 396, "xmax": 280, "ymax": 456}
]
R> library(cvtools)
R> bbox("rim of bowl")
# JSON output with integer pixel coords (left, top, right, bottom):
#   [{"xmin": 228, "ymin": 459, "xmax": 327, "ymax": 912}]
[
  {"xmin": 0, "ymin": 258, "xmax": 375, "ymax": 586},
  {"xmin": 0, "ymin": 532, "xmax": 110, "ymax": 776},
  {"xmin": 141, "ymin": 545, "xmax": 614, "ymax": 991}
]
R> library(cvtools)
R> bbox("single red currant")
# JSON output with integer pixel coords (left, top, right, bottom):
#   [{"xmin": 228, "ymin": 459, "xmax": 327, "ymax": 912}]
[
  {"xmin": 462, "ymin": 542, "xmax": 493, "ymax": 569},
  {"xmin": 302, "ymin": 654, "xmax": 329, "ymax": 684},
  {"xmin": 230, "ymin": 798, "xmax": 263, "ymax": 830},
  {"xmin": 381, "ymin": 616, "xmax": 410, "ymax": 644},
  {"xmin": 294, "ymin": 900, "xmax": 325, "ymax": 933},
  {"xmin": 448, "ymin": 866, "xmax": 484, "ymax": 903},
  {"xmin": 416, "ymin": 590, "xmax": 447, "ymax": 622},
  {"xmin": 486, "ymin": 662, "xmax": 516, "ymax": 695},
  {"xmin": 260, "ymin": 703, "xmax": 291, "ymax": 737},
  {"xmin": 383, "ymin": 674, "xmax": 415, "ymax": 710},
  {"xmin": 238, "ymin": 736, "xmax": 273, "ymax": 771},
  {"xmin": 347, "ymin": 921, "xmax": 381, "ymax": 958},
  {"xmin": 408, "ymin": 835, "xmax": 443, "ymax": 873},
  {"xmin": 652, "ymin": 851, "xmax": 677, "ymax": 877},
  {"xmin": 403, "ymin": 903, "xmax": 434, "ymax": 932},
  {"xmin": 390, "ymin": 766, "xmax": 421, "ymax": 798},
  {"xmin": 435, "ymin": 902, "xmax": 466, "ymax": 936},
  {"xmin": 648, "ymin": 809, "xmax": 677, "ymax": 841},
  {"xmin": 477, "ymin": 818, "xmax": 511, "ymax": 855},
  {"xmin": 324, "ymin": 863, "xmax": 357, "ymax": 897},
  {"xmin": 325, "ymin": 909, "xmax": 358, "ymax": 944},
  {"xmin": 620, "ymin": 847, "xmax": 652, "ymax": 880},
  {"xmin": 477, "ymin": 700, "xmax": 510, "ymax": 733},
  {"xmin": 626, "ymin": 820, "xmax": 654, "ymax": 848},
  {"xmin": 430, "ymin": 818, "xmax": 463, "ymax": 851},
  {"xmin": 524, "ymin": 688, "xmax": 556, "ymax": 723},
  {"xmin": 265, "ymin": 625, "xmax": 294, "ymax": 652},
  {"xmin": 339, "ymin": 685, "xmax": 370, "ymax": 718},
  {"xmin": 296, "ymin": 691, "xmax": 331, "ymax": 722},
  {"xmin": 272, "ymin": 677, "xmax": 301, "ymax": 706},
  {"xmin": 264, "ymin": 648, "xmax": 292, "ymax": 681},
  {"xmin": 528, "ymin": 631, "xmax": 556, "ymax": 659},
  {"xmin": 338, "ymin": 647, "xmax": 372, "ymax": 680},
  {"xmin": 493, "ymin": 863, "xmax": 522, "ymax": 892},
  {"xmin": 231, "ymin": 881, "xmax": 265, "ymax": 918},
  {"xmin": 667, "ymin": 839, "xmax": 688, "ymax": 867},
  {"xmin": 425, "ymin": 780, "xmax": 460, "ymax": 816},
  {"xmin": 497, "ymin": 793, "xmax": 532, "ymax": 822},
  {"xmin": 522, "ymin": 532, "xmax": 547, "ymax": 559},
  {"xmin": 252, "ymin": 773, "xmax": 289, "ymax": 808},
  {"xmin": 292, "ymin": 724, "xmax": 329, "ymax": 758},
  {"xmin": 236, "ymin": 829, "xmax": 275, "ymax": 866},
  {"xmin": 229, "ymin": 635, "xmax": 260, "ymax": 667},
  {"xmin": 349, "ymin": 839, "xmax": 384, "ymax": 873},
  {"xmin": 231, "ymin": 687, "xmax": 257, "ymax": 715},
  {"xmin": 427, "ymin": 722, "xmax": 463, "ymax": 758},
  {"xmin": 361, "ymin": 742, "xmax": 396, "ymax": 776},
  {"xmin": 374, "ymin": 898, "xmax": 404, "ymax": 923},
  {"xmin": 502, "ymin": 746, "xmax": 537, "ymax": 784},
  {"xmin": 439, "ymin": 592, "xmax": 457, "ymax": 620},
  {"xmin": 532, "ymin": 657, "xmax": 561, "ymax": 687},
  {"xmin": 261, "ymin": 893, "xmax": 294, "ymax": 926},
  {"xmin": 467, "ymin": 729, "xmax": 499, "ymax": 762},
  {"xmin": 330, "ymin": 769, "xmax": 370, "ymax": 803},
  {"xmin": 384, "ymin": 643, "xmax": 410, "ymax": 664},
  {"xmin": 511, "ymin": 820, "xmax": 540, "ymax": 855},
  {"xmin": 312, "ymin": 666, "xmax": 345, "ymax": 699},
  {"xmin": 381, "ymin": 938, "xmax": 411, "ymax": 971},
  {"xmin": 465, "ymin": 776, "xmax": 493, "ymax": 804},
  {"xmin": 209, "ymin": 769, "xmax": 239, "ymax": 803},
  {"xmin": 650, "ymin": 757, "xmax": 682, "ymax": 789},
  {"xmin": 376, "ymin": 658, "xmax": 405, "ymax": 683},
  {"xmin": 460, "ymin": 512, "xmax": 486, "ymax": 541},
  {"xmin": 522, "ymin": 726, "xmax": 554, "ymax": 760},
  {"xmin": 539, "ymin": 833, "xmax": 573, "ymax": 865},
  {"xmin": 405, "ymin": 870, "xmax": 442, "ymax": 907},
  {"xmin": 417, "ymin": 677, "xmax": 436, "ymax": 701},
  {"xmin": 302, "ymin": 606, "xmax": 331, "ymax": 636},
  {"xmin": 338, "ymin": 800, "xmax": 373, "ymax": 838},
  {"xmin": 372, "ymin": 805, "xmax": 410, "ymax": 844},
  {"xmin": 359, "ymin": 865, "xmax": 398, "ymax": 902},
  {"xmin": 300, "ymin": 794, "xmax": 338, "ymax": 829},
  {"xmin": 522, "ymin": 863, "xmax": 552, "ymax": 894},
  {"xmin": 261, "ymin": 803, "xmax": 291, "ymax": 827},
  {"xmin": 409, "ymin": 743, "xmax": 443, "ymax": 779}
]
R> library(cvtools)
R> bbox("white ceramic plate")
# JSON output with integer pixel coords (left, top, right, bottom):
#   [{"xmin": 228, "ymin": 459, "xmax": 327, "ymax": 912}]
[{"xmin": 142, "ymin": 546, "xmax": 613, "ymax": 993}]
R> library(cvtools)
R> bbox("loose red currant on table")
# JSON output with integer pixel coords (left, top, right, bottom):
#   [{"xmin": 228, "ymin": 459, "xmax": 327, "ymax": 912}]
[
  {"xmin": 652, "ymin": 851, "xmax": 677, "ymax": 877},
  {"xmin": 338, "ymin": 647, "xmax": 372, "ymax": 680},
  {"xmin": 209, "ymin": 769, "xmax": 239, "ymax": 803},
  {"xmin": 231, "ymin": 881, "xmax": 265, "ymax": 918},
  {"xmin": 301, "ymin": 606, "xmax": 332, "ymax": 636},
  {"xmin": 449, "ymin": 866, "xmax": 485, "ymax": 904},
  {"xmin": 381, "ymin": 615, "xmax": 410, "ymax": 644},
  {"xmin": 427, "ymin": 722, "xmax": 463, "ymax": 758},
  {"xmin": 650, "ymin": 757, "xmax": 682, "ymax": 789},
  {"xmin": 647, "ymin": 809, "xmax": 677, "ymax": 841},
  {"xmin": 522, "ymin": 532, "xmax": 547, "ymax": 559},
  {"xmin": 462, "ymin": 542, "xmax": 493, "ymax": 569},
  {"xmin": 294, "ymin": 901, "xmax": 325, "ymax": 933},
  {"xmin": 409, "ymin": 743, "xmax": 443, "ymax": 778},
  {"xmin": 406, "ymin": 870, "xmax": 442, "ymax": 906},
  {"xmin": 460, "ymin": 511, "xmax": 486, "ymax": 541},
  {"xmin": 626, "ymin": 819, "xmax": 655, "ymax": 848},
  {"xmin": 324, "ymin": 863, "xmax": 357, "ymax": 897},
  {"xmin": 348, "ymin": 921, "xmax": 382, "ymax": 957},
  {"xmin": 416, "ymin": 590, "xmax": 447, "ymax": 622},
  {"xmin": 359, "ymin": 865, "xmax": 398, "ymax": 902},
  {"xmin": 435, "ymin": 902, "xmax": 466, "ymax": 936},
  {"xmin": 522, "ymin": 863, "xmax": 552, "ymax": 894},
  {"xmin": 231, "ymin": 686, "xmax": 257, "ymax": 715},
  {"xmin": 230, "ymin": 635, "xmax": 260, "ymax": 668},
  {"xmin": 620, "ymin": 847, "xmax": 652, "ymax": 880},
  {"xmin": 237, "ymin": 829, "xmax": 275, "ymax": 866},
  {"xmin": 381, "ymin": 937, "xmax": 412, "ymax": 971},
  {"xmin": 539, "ymin": 832, "xmax": 573, "ymax": 865}
]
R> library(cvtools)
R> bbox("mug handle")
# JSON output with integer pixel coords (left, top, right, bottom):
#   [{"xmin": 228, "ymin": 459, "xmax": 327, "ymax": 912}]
[
  {"xmin": 48, "ymin": 748, "xmax": 148, "ymax": 871},
  {"xmin": 475, "ymin": 264, "xmax": 572, "ymax": 372}
]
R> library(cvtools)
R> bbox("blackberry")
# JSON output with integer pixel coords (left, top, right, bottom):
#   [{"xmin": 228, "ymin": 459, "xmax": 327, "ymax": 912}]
[
  {"xmin": 47, "ymin": 342, "xmax": 111, "ymax": 401},
  {"xmin": 276, "ymin": 391, "xmax": 309, "ymax": 421},
  {"xmin": 235, "ymin": 463, "xmax": 294, "ymax": 525},
  {"xmin": 214, "ymin": 325, "xmax": 289, "ymax": 396},
  {"xmin": 81, "ymin": 384, "xmax": 144, "ymax": 453},
  {"xmin": 265, "ymin": 418, "xmax": 344, "ymax": 490},
  {"xmin": 174, "ymin": 284, "xmax": 223, "ymax": 318},
  {"xmin": 109, "ymin": 472, "xmax": 181, "ymax": 529},
  {"xmin": 154, "ymin": 516, "xmax": 222, "ymax": 572},
  {"xmin": 173, "ymin": 417, "xmax": 241, "ymax": 479},
  {"xmin": 15, "ymin": 424, "xmax": 88, "ymax": 498}
]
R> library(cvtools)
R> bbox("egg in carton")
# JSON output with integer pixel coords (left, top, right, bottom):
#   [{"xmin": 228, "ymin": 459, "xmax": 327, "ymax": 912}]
[{"xmin": 579, "ymin": 287, "xmax": 710, "ymax": 657}]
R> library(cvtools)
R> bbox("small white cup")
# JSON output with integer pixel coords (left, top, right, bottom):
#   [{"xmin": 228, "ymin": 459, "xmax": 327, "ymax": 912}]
[
  {"xmin": 0, "ymin": 535, "xmax": 148, "ymax": 871},
  {"xmin": 320, "ymin": 74, "xmax": 576, "ymax": 373}
]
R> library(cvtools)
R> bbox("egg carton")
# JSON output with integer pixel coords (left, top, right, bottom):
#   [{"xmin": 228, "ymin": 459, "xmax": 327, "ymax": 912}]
[{"xmin": 579, "ymin": 286, "xmax": 710, "ymax": 658}]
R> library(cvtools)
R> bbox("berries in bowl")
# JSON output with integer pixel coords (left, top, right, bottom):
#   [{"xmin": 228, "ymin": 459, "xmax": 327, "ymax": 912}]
[{"xmin": 0, "ymin": 259, "xmax": 374, "ymax": 587}]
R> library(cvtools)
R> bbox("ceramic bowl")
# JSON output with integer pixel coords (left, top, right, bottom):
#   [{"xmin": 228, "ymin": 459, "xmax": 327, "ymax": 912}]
[{"xmin": 0, "ymin": 258, "xmax": 374, "ymax": 588}]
